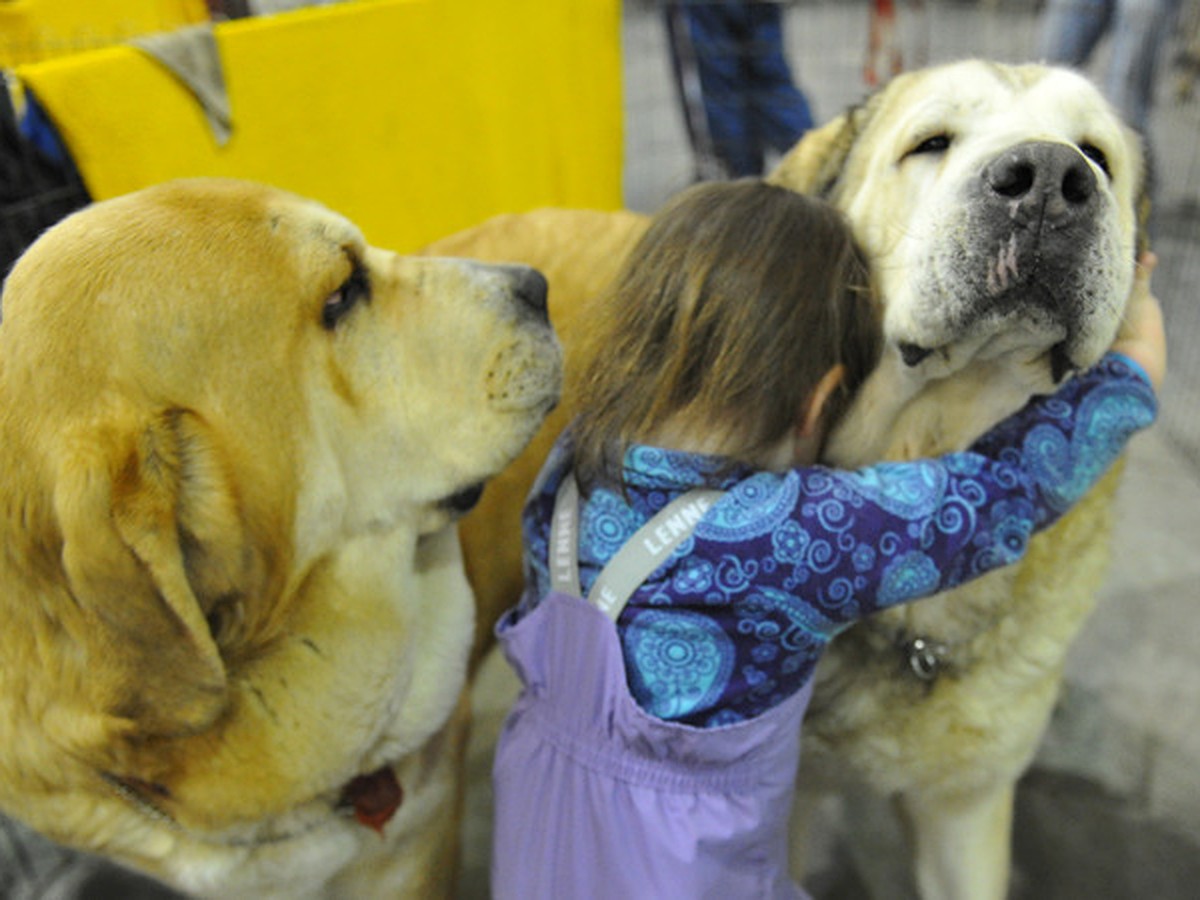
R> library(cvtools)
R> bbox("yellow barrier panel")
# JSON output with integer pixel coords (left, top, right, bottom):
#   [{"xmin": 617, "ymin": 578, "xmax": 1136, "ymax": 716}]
[
  {"xmin": 0, "ymin": 0, "xmax": 208, "ymax": 67},
  {"xmin": 15, "ymin": 0, "xmax": 623, "ymax": 251}
]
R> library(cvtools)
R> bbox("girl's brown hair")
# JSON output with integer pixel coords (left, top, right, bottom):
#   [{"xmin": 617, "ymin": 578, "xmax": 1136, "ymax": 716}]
[{"xmin": 570, "ymin": 179, "xmax": 880, "ymax": 486}]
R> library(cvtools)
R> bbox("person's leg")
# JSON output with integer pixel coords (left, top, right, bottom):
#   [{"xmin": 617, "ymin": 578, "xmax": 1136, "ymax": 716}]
[
  {"xmin": 1038, "ymin": 0, "xmax": 1113, "ymax": 66},
  {"xmin": 678, "ymin": 2, "xmax": 760, "ymax": 177},
  {"xmin": 664, "ymin": 3, "xmax": 723, "ymax": 179},
  {"xmin": 743, "ymin": 2, "xmax": 814, "ymax": 161},
  {"xmin": 1104, "ymin": 0, "xmax": 1182, "ymax": 132}
]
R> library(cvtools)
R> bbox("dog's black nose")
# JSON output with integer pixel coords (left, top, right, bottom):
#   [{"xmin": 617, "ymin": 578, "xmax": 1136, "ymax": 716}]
[
  {"xmin": 508, "ymin": 266, "xmax": 549, "ymax": 320},
  {"xmin": 983, "ymin": 141, "xmax": 1098, "ymax": 222}
]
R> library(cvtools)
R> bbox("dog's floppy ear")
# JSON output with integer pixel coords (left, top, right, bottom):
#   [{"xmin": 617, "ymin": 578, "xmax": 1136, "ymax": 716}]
[
  {"xmin": 767, "ymin": 110, "xmax": 860, "ymax": 197},
  {"xmin": 1133, "ymin": 130, "xmax": 1153, "ymax": 256},
  {"xmin": 54, "ymin": 410, "xmax": 249, "ymax": 738}
]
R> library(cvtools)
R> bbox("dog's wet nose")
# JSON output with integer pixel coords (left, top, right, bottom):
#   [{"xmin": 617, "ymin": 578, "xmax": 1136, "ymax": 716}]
[
  {"xmin": 507, "ymin": 266, "xmax": 549, "ymax": 320},
  {"xmin": 983, "ymin": 141, "xmax": 1098, "ymax": 222}
]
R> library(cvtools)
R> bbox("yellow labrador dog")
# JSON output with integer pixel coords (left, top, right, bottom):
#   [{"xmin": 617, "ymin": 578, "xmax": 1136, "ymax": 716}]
[
  {"xmin": 0, "ymin": 178, "xmax": 562, "ymax": 898},
  {"xmin": 435, "ymin": 61, "xmax": 1145, "ymax": 899}
]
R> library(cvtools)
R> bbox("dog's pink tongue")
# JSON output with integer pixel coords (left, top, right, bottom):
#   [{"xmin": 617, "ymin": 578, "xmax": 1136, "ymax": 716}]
[{"xmin": 339, "ymin": 766, "xmax": 403, "ymax": 835}]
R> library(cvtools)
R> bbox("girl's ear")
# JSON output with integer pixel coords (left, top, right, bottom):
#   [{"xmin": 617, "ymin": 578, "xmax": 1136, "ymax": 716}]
[
  {"xmin": 788, "ymin": 364, "xmax": 847, "ymax": 467},
  {"xmin": 799, "ymin": 364, "xmax": 847, "ymax": 438}
]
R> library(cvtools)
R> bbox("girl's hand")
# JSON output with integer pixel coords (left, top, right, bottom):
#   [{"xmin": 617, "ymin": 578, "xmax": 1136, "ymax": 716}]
[{"xmin": 1112, "ymin": 251, "xmax": 1167, "ymax": 391}]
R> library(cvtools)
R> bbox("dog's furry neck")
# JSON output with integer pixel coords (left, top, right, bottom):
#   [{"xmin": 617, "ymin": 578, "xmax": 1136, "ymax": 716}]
[{"xmin": 826, "ymin": 350, "xmax": 1055, "ymax": 466}]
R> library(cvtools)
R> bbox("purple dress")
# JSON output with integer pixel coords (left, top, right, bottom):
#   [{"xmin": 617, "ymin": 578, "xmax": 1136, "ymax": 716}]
[{"xmin": 493, "ymin": 480, "xmax": 810, "ymax": 898}]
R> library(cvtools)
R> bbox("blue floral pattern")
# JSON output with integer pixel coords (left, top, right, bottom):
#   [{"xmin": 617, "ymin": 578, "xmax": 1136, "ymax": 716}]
[
  {"xmin": 519, "ymin": 353, "xmax": 1156, "ymax": 727},
  {"xmin": 624, "ymin": 608, "xmax": 735, "ymax": 720}
]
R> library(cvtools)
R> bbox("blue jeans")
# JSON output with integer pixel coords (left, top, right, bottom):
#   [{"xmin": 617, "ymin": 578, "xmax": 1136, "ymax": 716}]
[
  {"xmin": 1038, "ymin": 0, "xmax": 1183, "ymax": 133},
  {"xmin": 665, "ymin": 2, "xmax": 814, "ymax": 178}
]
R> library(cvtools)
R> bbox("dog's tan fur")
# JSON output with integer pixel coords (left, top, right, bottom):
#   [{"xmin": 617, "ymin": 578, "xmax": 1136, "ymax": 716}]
[
  {"xmin": 440, "ymin": 62, "xmax": 1145, "ymax": 899},
  {"xmin": 0, "ymin": 178, "xmax": 561, "ymax": 897}
]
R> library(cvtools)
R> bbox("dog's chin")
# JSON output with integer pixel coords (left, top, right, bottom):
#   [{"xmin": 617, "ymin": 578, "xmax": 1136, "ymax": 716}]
[
  {"xmin": 892, "ymin": 300, "xmax": 1080, "ymax": 387},
  {"xmin": 897, "ymin": 338, "xmax": 1075, "ymax": 382}
]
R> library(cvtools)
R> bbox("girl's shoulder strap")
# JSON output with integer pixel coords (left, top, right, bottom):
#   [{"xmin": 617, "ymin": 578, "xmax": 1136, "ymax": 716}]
[
  {"xmin": 549, "ymin": 475, "xmax": 584, "ymax": 597},
  {"xmin": 550, "ymin": 474, "xmax": 723, "ymax": 620}
]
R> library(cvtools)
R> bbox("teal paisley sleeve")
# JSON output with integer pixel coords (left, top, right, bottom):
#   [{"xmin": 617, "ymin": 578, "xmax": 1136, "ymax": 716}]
[
  {"xmin": 966, "ymin": 352, "xmax": 1157, "ymax": 515},
  {"xmin": 707, "ymin": 350, "xmax": 1158, "ymax": 618}
]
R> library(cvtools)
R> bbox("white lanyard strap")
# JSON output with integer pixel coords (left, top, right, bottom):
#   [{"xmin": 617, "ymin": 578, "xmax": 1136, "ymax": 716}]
[
  {"xmin": 549, "ymin": 475, "xmax": 723, "ymax": 621},
  {"xmin": 549, "ymin": 476, "xmax": 584, "ymax": 598}
]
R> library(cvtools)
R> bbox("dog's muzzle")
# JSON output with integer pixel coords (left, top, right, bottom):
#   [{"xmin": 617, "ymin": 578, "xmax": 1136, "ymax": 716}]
[
  {"xmin": 974, "ymin": 140, "xmax": 1102, "ymax": 305},
  {"xmin": 982, "ymin": 140, "xmax": 1099, "ymax": 225},
  {"xmin": 901, "ymin": 141, "xmax": 1108, "ymax": 379}
]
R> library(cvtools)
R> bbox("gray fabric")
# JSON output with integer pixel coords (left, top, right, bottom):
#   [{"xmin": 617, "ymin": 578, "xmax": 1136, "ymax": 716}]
[
  {"xmin": 0, "ymin": 814, "xmax": 183, "ymax": 899},
  {"xmin": 550, "ymin": 476, "xmax": 723, "ymax": 620},
  {"xmin": 130, "ymin": 25, "xmax": 232, "ymax": 146}
]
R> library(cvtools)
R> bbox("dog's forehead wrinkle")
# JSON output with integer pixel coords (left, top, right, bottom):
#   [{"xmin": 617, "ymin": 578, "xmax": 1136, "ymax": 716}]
[
  {"xmin": 895, "ymin": 67, "xmax": 1024, "ymax": 136},
  {"xmin": 310, "ymin": 216, "xmax": 362, "ymax": 250}
]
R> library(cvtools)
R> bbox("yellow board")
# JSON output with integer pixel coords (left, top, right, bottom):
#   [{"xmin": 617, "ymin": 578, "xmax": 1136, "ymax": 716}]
[
  {"xmin": 0, "ymin": 0, "xmax": 208, "ymax": 67},
  {"xmin": 14, "ymin": 0, "xmax": 623, "ymax": 251}
]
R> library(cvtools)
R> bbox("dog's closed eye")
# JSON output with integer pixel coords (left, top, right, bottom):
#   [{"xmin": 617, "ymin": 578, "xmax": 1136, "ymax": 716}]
[
  {"xmin": 322, "ymin": 263, "xmax": 371, "ymax": 330},
  {"xmin": 903, "ymin": 133, "xmax": 952, "ymax": 160},
  {"xmin": 1078, "ymin": 142, "xmax": 1111, "ymax": 178}
]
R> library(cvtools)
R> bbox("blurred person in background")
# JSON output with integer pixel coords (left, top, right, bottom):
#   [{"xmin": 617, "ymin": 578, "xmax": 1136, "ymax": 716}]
[
  {"xmin": 664, "ymin": 1, "xmax": 814, "ymax": 179},
  {"xmin": 1038, "ymin": 0, "xmax": 1183, "ymax": 136}
]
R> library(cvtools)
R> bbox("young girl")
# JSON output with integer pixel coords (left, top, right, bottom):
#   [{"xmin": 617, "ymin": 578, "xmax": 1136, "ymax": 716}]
[{"xmin": 490, "ymin": 181, "xmax": 1163, "ymax": 899}]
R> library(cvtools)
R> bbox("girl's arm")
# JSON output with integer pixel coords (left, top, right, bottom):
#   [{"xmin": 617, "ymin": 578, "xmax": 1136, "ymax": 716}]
[
  {"xmin": 798, "ymin": 253, "xmax": 1164, "ymax": 619},
  {"xmin": 960, "ymin": 351, "xmax": 1155, "ymax": 522},
  {"xmin": 761, "ymin": 346, "xmax": 1157, "ymax": 622}
]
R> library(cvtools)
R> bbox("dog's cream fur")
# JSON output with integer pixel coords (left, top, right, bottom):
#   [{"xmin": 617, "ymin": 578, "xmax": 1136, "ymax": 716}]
[
  {"xmin": 0, "ymin": 178, "xmax": 562, "ymax": 897},
  {"xmin": 770, "ymin": 61, "xmax": 1144, "ymax": 900},
  {"xmin": 438, "ymin": 61, "xmax": 1146, "ymax": 899}
]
